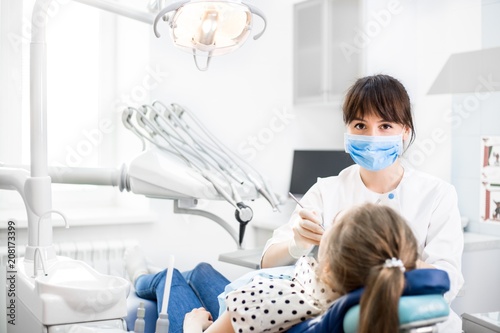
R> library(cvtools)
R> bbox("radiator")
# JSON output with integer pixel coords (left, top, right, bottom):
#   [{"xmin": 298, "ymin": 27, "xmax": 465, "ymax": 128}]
[{"xmin": 0, "ymin": 239, "xmax": 138, "ymax": 279}]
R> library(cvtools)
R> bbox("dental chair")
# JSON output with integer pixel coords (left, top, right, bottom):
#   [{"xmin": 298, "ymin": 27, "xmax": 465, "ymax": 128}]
[{"xmin": 125, "ymin": 269, "xmax": 450, "ymax": 333}]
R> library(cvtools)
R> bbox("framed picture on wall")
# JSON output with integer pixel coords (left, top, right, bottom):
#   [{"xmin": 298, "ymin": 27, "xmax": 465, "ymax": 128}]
[{"xmin": 480, "ymin": 136, "xmax": 500, "ymax": 222}]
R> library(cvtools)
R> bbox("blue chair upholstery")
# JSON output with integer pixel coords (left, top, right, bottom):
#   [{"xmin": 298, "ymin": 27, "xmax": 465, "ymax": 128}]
[
  {"xmin": 288, "ymin": 269, "xmax": 450, "ymax": 333},
  {"xmin": 343, "ymin": 294, "xmax": 449, "ymax": 333}
]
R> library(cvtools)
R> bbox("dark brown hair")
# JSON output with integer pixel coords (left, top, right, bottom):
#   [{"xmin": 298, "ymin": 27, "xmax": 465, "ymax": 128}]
[
  {"xmin": 343, "ymin": 74, "xmax": 416, "ymax": 146},
  {"xmin": 321, "ymin": 203, "xmax": 418, "ymax": 333}
]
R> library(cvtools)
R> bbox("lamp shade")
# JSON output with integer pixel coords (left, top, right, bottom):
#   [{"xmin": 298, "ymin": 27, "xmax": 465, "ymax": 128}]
[
  {"xmin": 171, "ymin": 1, "xmax": 252, "ymax": 56},
  {"xmin": 153, "ymin": 0, "xmax": 266, "ymax": 69}
]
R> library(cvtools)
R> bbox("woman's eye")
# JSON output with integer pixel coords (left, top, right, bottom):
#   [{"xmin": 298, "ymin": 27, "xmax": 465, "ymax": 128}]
[
  {"xmin": 354, "ymin": 123, "xmax": 366, "ymax": 130},
  {"xmin": 380, "ymin": 124, "xmax": 393, "ymax": 130}
]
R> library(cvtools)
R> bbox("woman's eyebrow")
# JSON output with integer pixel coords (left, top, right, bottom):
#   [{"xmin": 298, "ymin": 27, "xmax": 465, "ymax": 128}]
[{"xmin": 351, "ymin": 117, "xmax": 365, "ymax": 122}]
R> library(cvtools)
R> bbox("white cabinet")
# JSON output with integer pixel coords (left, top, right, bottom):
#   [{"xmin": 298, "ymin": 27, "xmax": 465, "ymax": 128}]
[
  {"xmin": 451, "ymin": 233, "xmax": 500, "ymax": 316},
  {"xmin": 293, "ymin": 0, "xmax": 360, "ymax": 106}
]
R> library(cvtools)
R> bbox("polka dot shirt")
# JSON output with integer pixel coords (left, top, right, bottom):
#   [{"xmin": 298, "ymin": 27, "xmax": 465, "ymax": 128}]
[{"xmin": 225, "ymin": 256, "xmax": 336, "ymax": 333}]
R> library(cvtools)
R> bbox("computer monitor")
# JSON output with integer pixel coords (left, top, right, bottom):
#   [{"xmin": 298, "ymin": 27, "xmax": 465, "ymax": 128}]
[{"xmin": 289, "ymin": 150, "xmax": 354, "ymax": 196}]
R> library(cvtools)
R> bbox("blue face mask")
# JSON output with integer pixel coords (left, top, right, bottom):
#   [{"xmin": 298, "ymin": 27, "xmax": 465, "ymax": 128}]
[{"xmin": 344, "ymin": 133, "xmax": 403, "ymax": 171}]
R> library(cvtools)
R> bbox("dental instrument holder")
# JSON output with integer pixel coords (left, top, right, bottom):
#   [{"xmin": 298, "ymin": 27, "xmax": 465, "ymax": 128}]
[{"xmin": 122, "ymin": 102, "xmax": 270, "ymax": 248}]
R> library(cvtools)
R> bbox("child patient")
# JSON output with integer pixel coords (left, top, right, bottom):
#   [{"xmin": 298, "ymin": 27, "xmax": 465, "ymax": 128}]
[{"xmin": 183, "ymin": 203, "xmax": 419, "ymax": 333}]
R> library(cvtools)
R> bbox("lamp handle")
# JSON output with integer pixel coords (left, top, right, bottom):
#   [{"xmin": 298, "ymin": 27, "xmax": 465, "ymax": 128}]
[
  {"xmin": 153, "ymin": 0, "xmax": 190, "ymax": 38},
  {"xmin": 243, "ymin": 2, "xmax": 267, "ymax": 40},
  {"xmin": 193, "ymin": 52, "xmax": 212, "ymax": 72}
]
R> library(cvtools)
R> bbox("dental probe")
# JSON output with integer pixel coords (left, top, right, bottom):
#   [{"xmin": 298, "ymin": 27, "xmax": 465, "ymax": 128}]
[
  {"xmin": 288, "ymin": 192, "xmax": 324, "ymax": 230},
  {"xmin": 288, "ymin": 192, "xmax": 304, "ymax": 208}
]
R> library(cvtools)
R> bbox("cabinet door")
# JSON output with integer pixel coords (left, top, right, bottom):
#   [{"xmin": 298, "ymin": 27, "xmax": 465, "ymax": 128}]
[
  {"xmin": 327, "ymin": 0, "xmax": 359, "ymax": 98},
  {"xmin": 293, "ymin": 0, "xmax": 326, "ymax": 105},
  {"xmin": 294, "ymin": 0, "xmax": 359, "ymax": 106}
]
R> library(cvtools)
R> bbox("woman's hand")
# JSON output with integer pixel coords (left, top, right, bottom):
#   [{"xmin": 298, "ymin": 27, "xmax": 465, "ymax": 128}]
[
  {"xmin": 183, "ymin": 307, "xmax": 213, "ymax": 333},
  {"xmin": 292, "ymin": 208, "xmax": 324, "ymax": 249},
  {"xmin": 262, "ymin": 208, "xmax": 325, "ymax": 267}
]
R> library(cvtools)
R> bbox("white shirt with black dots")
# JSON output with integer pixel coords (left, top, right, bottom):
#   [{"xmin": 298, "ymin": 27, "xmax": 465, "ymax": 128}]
[{"xmin": 225, "ymin": 256, "xmax": 336, "ymax": 333}]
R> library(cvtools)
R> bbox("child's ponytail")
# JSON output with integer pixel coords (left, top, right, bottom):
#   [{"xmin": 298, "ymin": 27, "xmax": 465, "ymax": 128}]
[{"xmin": 358, "ymin": 261, "xmax": 406, "ymax": 333}]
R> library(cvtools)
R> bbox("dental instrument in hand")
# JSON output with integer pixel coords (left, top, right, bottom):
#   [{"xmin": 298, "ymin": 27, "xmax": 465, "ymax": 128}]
[
  {"xmin": 288, "ymin": 192, "xmax": 324, "ymax": 230},
  {"xmin": 289, "ymin": 192, "xmax": 324, "ymax": 260},
  {"xmin": 288, "ymin": 191, "xmax": 304, "ymax": 208}
]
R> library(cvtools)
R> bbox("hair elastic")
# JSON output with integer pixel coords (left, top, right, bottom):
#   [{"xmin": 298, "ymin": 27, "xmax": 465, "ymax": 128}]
[{"xmin": 383, "ymin": 257, "xmax": 405, "ymax": 272}]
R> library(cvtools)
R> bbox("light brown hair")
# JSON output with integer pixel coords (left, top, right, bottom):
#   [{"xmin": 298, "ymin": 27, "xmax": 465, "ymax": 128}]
[
  {"xmin": 343, "ymin": 74, "xmax": 416, "ymax": 146},
  {"xmin": 320, "ymin": 203, "xmax": 418, "ymax": 333}
]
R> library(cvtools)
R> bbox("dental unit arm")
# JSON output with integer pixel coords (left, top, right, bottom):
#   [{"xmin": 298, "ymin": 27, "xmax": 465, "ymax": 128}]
[
  {"xmin": 43, "ymin": 100, "xmax": 280, "ymax": 248},
  {"xmin": 124, "ymin": 102, "xmax": 280, "ymax": 244}
]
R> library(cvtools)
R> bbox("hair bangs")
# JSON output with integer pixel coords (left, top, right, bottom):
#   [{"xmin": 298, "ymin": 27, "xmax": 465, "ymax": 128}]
[{"xmin": 343, "ymin": 75, "xmax": 411, "ymax": 128}]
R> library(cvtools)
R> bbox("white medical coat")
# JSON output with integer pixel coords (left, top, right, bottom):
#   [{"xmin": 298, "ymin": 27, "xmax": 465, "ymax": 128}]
[{"xmin": 263, "ymin": 163, "xmax": 465, "ymax": 303}]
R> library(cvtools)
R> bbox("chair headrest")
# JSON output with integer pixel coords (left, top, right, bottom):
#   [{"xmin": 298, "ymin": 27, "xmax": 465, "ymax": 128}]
[
  {"xmin": 403, "ymin": 268, "xmax": 450, "ymax": 296},
  {"xmin": 286, "ymin": 269, "xmax": 450, "ymax": 333}
]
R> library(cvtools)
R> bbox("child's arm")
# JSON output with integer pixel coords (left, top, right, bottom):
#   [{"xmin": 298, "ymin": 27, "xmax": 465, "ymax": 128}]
[{"xmin": 183, "ymin": 308, "xmax": 234, "ymax": 333}]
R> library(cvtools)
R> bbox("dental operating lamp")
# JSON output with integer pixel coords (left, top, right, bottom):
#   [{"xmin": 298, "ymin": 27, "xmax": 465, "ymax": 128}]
[
  {"xmin": 154, "ymin": 0, "xmax": 267, "ymax": 70},
  {"xmin": 0, "ymin": 0, "xmax": 266, "ymax": 331}
]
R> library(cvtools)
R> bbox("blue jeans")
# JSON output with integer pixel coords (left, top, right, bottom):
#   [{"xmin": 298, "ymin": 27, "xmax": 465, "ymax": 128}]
[{"xmin": 134, "ymin": 263, "xmax": 230, "ymax": 333}]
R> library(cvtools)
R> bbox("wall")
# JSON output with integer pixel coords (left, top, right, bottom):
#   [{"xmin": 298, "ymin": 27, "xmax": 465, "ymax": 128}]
[
  {"xmin": 452, "ymin": 0, "xmax": 500, "ymax": 235},
  {"xmin": 363, "ymin": 0, "xmax": 482, "ymax": 182}
]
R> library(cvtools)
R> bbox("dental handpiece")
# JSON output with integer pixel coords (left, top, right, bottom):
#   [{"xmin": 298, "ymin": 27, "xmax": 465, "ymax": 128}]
[{"xmin": 288, "ymin": 192, "xmax": 324, "ymax": 230}]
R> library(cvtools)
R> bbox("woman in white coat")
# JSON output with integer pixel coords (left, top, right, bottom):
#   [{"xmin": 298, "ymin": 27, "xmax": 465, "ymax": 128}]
[{"xmin": 260, "ymin": 74, "xmax": 464, "ymax": 329}]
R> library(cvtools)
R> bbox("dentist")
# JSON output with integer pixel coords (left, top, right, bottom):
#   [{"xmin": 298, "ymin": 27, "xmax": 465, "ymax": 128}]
[{"xmin": 261, "ymin": 74, "xmax": 464, "ymax": 327}]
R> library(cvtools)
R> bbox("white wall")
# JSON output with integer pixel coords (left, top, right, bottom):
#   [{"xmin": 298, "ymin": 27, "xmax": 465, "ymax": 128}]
[{"xmin": 363, "ymin": 0, "xmax": 482, "ymax": 182}]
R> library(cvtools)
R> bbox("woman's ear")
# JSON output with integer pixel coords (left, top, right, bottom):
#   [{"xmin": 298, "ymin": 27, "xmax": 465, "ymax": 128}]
[{"xmin": 402, "ymin": 126, "xmax": 411, "ymax": 142}]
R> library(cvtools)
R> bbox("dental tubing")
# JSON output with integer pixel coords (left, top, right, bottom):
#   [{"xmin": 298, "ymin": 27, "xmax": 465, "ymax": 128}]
[
  {"xmin": 154, "ymin": 254, "xmax": 175, "ymax": 333},
  {"xmin": 161, "ymin": 254, "xmax": 174, "ymax": 314}
]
